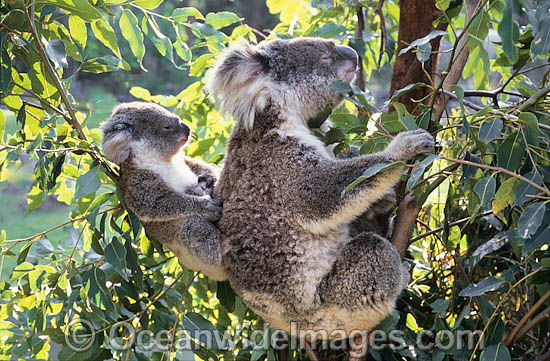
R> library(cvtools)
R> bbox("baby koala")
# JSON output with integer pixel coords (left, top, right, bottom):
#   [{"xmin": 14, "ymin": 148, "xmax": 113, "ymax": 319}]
[{"xmin": 101, "ymin": 102, "xmax": 227, "ymax": 280}]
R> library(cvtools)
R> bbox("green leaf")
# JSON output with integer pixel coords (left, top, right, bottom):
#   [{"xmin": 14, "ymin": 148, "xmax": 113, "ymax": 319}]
[
  {"xmin": 120, "ymin": 10, "xmax": 145, "ymax": 66},
  {"xmin": 430, "ymin": 298, "xmax": 450, "ymax": 318},
  {"xmin": 497, "ymin": 0, "xmax": 519, "ymax": 63},
  {"xmin": 478, "ymin": 117, "xmax": 503, "ymax": 142},
  {"xmin": 217, "ymin": 281, "xmax": 235, "ymax": 312},
  {"xmin": 205, "ymin": 11, "xmax": 240, "ymax": 29},
  {"xmin": 492, "ymin": 177, "xmax": 518, "ymax": 215},
  {"xmin": 0, "ymin": 32, "xmax": 11, "ymax": 93},
  {"xmin": 80, "ymin": 56, "xmax": 127, "ymax": 73},
  {"xmin": 135, "ymin": 0, "xmax": 163, "ymax": 9},
  {"xmin": 518, "ymin": 202, "xmax": 546, "ymax": 239},
  {"xmin": 182, "ymin": 312, "xmax": 234, "ymax": 349},
  {"xmin": 519, "ymin": 112, "xmax": 540, "ymax": 148},
  {"xmin": 142, "ymin": 16, "xmax": 183, "ymax": 69},
  {"xmin": 532, "ymin": 14, "xmax": 550, "ymax": 55},
  {"xmin": 74, "ymin": 166, "xmax": 101, "ymax": 199},
  {"xmin": 189, "ymin": 53, "xmax": 213, "ymax": 76},
  {"xmin": 459, "ymin": 277, "xmax": 505, "ymax": 297},
  {"xmin": 104, "ymin": 237, "xmax": 128, "ymax": 280},
  {"xmin": 32, "ymin": 237, "xmax": 54, "ymax": 257},
  {"xmin": 393, "ymin": 103, "xmax": 419, "ymax": 130},
  {"xmin": 91, "ymin": 19, "xmax": 121, "ymax": 58},
  {"xmin": 513, "ymin": 171, "xmax": 543, "ymax": 206},
  {"xmin": 407, "ymin": 155, "xmax": 440, "ymax": 190},
  {"xmin": 312, "ymin": 23, "xmax": 347, "ymax": 38},
  {"xmin": 480, "ymin": 343, "xmax": 511, "ymax": 361},
  {"xmin": 387, "ymin": 82, "xmax": 427, "ymax": 104},
  {"xmin": 69, "ymin": 16, "xmax": 87, "ymax": 50},
  {"xmin": 17, "ymin": 242, "xmax": 33, "ymax": 265},
  {"xmin": 187, "ymin": 138, "xmax": 215, "ymax": 157},
  {"xmin": 330, "ymin": 80, "xmax": 352, "ymax": 95},
  {"xmin": 398, "ymin": 30, "xmax": 447, "ymax": 55},
  {"xmin": 45, "ymin": 39, "xmax": 68, "ymax": 69},
  {"xmin": 343, "ymin": 162, "xmax": 403, "ymax": 195},
  {"xmin": 172, "ymin": 7, "xmax": 205, "ymax": 22},
  {"xmin": 497, "ymin": 131, "xmax": 525, "ymax": 170},
  {"xmin": 467, "ymin": 11, "xmax": 490, "ymax": 49},
  {"xmin": 474, "ymin": 176, "xmax": 496, "ymax": 209},
  {"xmin": 39, "ymin": 0, "xmax": 102, "ymax": 21}
]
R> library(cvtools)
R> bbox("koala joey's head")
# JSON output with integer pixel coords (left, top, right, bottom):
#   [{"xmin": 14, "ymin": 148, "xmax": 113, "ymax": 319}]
[
  {"xmin": 101, "ymin": 102, "xmax": 190, "ymax": 164},
  {"xmin": 207, "ymin": 37, "xmax": 358, "ymax": 131}
]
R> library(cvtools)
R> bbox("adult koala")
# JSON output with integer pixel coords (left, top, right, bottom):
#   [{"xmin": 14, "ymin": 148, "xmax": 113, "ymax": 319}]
[{"xmin": 208, "ymin": 38, "xmax": 434, "ymax": 338}]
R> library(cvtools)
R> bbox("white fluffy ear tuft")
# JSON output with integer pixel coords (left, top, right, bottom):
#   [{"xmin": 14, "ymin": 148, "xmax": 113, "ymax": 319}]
[
  {"xmin": 101, "ymin": 115, "xmax": 133, "ymax": 165},
  {"xmin": 206, "ymin": 42, "xmax": 271, "ymax": 131},
  {"xmin": 102, "ymin": 132, "xmax": 132, "ymax": 164}
]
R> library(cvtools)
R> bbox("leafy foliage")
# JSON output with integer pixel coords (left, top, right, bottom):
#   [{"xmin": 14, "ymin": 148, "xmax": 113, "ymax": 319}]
[{"xmin": 0, "ymin": 0, "xmax": 549, "ymax": 360}]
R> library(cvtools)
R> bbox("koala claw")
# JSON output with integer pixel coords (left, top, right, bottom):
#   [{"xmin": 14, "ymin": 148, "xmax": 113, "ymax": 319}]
[
  {"xmin": 204, "ymin": 201, "xmax": 223, "ymax": 222},
  {"xmin": 385, "ymin": 129, "xmax": 434, "ymax": 161}
]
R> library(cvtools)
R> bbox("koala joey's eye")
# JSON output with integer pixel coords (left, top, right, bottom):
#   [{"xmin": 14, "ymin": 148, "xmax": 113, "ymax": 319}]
[
  {"xmin": 320, "ymin": 54, "xmax": 331, "ymax": 64},
  {"xmin": 163, "ymin": 124, "xmax": 172, "ymax": 130}
]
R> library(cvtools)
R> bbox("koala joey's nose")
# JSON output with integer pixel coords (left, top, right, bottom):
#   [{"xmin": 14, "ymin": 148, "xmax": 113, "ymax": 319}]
[
  {"xmin": 337, "ymin": 45, "xmax": 358, "ymax": 65},
  {"xmin": 179, "ymin": 121, "xmax": 190, "ymax": 138}
]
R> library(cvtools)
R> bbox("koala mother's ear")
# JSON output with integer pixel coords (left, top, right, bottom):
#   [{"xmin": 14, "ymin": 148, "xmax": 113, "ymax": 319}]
[
  {"xmin": 100, "ymin": 114, "xmax": 133, "ymax": 165},
  {"xmin": 206, "ymin": 42, "xmax": 272, "ymax": 131}
]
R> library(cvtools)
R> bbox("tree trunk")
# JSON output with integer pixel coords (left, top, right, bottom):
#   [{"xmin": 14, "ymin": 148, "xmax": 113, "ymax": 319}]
[{"xmin": 389, "ymin": 0, "xmax": 446, "ymax": 115}]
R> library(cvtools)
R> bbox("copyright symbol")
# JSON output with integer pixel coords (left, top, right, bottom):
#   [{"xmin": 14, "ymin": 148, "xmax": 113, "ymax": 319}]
[{"xmin": 65, "ymin": 318, "xmax": 95, "ymax": 352}]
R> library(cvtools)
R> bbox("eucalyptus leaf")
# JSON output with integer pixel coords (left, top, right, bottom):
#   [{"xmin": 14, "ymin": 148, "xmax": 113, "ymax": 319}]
[
  {"xmin": 518, "ymin": 202, "xmax": 546, "ymax": 239},
  {"xmin": 459, "ymin": 277, "xmax": 505, "ymax": 297},
  {"xmin": 478, "ymin": 118, "xmax": 503, "ymax": 142}
]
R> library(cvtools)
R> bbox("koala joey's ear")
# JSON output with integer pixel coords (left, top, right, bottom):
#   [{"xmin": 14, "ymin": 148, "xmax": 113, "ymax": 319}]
[
  {"xmin": 101, "ymin": 114, "xmax": 133, "ymax": 165},
  {"xmin": 206, "ymin": 42, "xmax": 272, "ymax": 131}
]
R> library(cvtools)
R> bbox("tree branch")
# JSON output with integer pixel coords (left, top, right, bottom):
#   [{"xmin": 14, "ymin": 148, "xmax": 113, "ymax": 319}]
[
  {"xmin": 354, "ymin": 3, "xmax": 366, "ymax": 91},
  {"xmin": 391, "ymin": 193, "xmax": 420, "ymax": 258},
  {"xmin": 504, "ymin": 291, "xmax": 550, "ymax": 347}
]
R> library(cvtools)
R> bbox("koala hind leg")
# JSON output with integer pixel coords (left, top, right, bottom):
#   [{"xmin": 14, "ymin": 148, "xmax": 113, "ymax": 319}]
[
  {"xmin": 181, "ymin": 216, "xmax": 223, "ymax": 266},
  {"xmin": 312, "ymin": 232, "xmax": 408, "ymax": 334}
]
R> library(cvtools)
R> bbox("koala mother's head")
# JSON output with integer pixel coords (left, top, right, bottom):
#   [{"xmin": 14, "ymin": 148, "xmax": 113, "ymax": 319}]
[
  {"xmin": 101, "ymin": 102, "xmax": 190, "ymax": 164},
  {"xmin": 207, "ymin": 37, "xmax": 358, "ymax": 131}
]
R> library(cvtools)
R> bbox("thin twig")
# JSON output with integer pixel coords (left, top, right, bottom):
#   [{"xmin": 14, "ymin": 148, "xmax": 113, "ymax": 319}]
[
  {"xmin": 304, "ymin": 341, "xmax": 320, "ymax": 361},
  {"xmin": 438, "ymin": 154, "xmax": 550, "ymax": 196},
  {"xmin": 409, "ymin": 210, "xmax": 493, "ymax": 243},
  {"xmin": 375, "ymin": 0, "xmax": 386, "ymax": 69},
  {"xmin": 504, "ymin": 291, "xmax": 550, "ymax": 347}
]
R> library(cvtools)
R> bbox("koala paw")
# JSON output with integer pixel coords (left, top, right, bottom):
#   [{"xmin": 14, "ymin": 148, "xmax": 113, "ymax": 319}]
[
  {"xmin": 385, "ymin": 129, "xmax": 434, "ymax": 161},
  {"xmin": 198, "ymin": 174, "xmax": 216, "ymax": 189},
  {"xmin": 203, "ymin": 200, "xmax": 223, "ymax": 222}
]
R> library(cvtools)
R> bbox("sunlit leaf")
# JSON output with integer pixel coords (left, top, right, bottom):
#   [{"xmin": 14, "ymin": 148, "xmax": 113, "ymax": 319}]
[
  {"xmin": 172, "ymin": 7, "xmax": 205, "ymax": 22},
  {"xmin": 69, "ymin": 16, "xmax": 87, "ymax": 50},
  {"xmin": 120, "ymin": 9, "xmax": 145, "ymax": 66},
  {"xmin": 135, "ymin": 0, "xmax": 163, "ymax": 9},
  {"xmin": 39, "ymin": 0, "xmax": 102, "ymax": 21},
  {"xmin": 91, "ymin": 19, "xmax": 121, "ymax": 58},
  {"xmin": 205, "ymin": 11, "xmax": 240, "ymax": 29}
]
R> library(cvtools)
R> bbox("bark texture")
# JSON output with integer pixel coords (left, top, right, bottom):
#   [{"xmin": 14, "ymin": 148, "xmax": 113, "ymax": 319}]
[{"xmin": 389, "ymin": 0, "xmax": 446, "ymax": 114}]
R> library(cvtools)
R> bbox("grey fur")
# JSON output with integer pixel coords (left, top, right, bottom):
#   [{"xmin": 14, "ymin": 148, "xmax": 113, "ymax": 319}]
[
  {"xmin": 209, "ymin": 38, "xmax": 434, "ymax": 338},
  {"xmin": 101, "ymin": 102, "xmax": 227, "ymax": 281}
]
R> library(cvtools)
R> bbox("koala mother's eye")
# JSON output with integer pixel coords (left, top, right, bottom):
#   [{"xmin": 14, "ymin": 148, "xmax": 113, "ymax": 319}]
[
  {"xmin": 163, "ymin": 124, "xmax": 172, "ymax": 130},
  {"xmin": 320, "ymin": 54, "xmax": 331, "ymax": 64}
]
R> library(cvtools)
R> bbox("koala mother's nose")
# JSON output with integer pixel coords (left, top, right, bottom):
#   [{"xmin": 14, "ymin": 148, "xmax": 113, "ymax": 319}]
[{"xmin": 337, "ymin": 45, "xmax": 358, "ymax": 65}]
